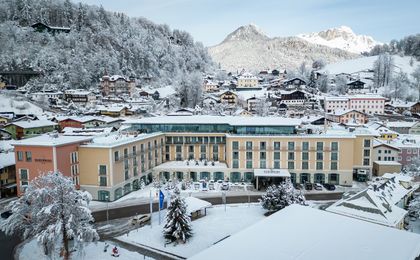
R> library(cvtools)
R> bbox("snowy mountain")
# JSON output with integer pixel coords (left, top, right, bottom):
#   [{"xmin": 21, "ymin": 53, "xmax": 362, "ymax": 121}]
[
  {"xmin": 297, "ymin": 26, "xmax": 380, "ymax": 54},
  {"xmin": 208, "ymin": 24, "xmax": 358, "ymax": 72}
]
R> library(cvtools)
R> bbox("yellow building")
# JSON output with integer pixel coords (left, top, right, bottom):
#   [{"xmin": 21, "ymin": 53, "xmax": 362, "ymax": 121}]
[
  {"xmin": 237, "ymin": 73, "xmax": 259, "ymax": 89},
  {"xmin": 79, "ymin": 132, "xmax": 164, "ymax": 201}
]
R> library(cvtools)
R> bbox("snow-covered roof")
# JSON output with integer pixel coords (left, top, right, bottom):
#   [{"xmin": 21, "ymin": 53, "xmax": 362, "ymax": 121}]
[
  {"xmin": 373, "ymin": 139, "xmax": 400, "ymax": 151},
  {"xmin": 64, "ymin": 89, "xmax": 93, "ymax": 95},
  {"xmin": 327, "ymin": 188, "xmax": 407, "ymax": 227},
  {"xmin": 7, "ymin": 119, "xmax": 57, "ymax": 129},
  {"xmin": 390, "ymin": 134, "xmax": 420, "ymax": 148},
  {"xmin": 82, "ymin": 132, "xmax": 163, "ymax": 148},
  {"xmin": 62, "ymin": 127, "xmax": 114, "ymax": 136},
  {"xmin": 127, "ymin": 115, "xmax": 302, "ymax": 127},
  {"xmin": 371, "ymin": 175, "xmax": 419, "ymax": 205},
  {"xmin": 56, "ymin": 115, "xmax": 124, "ymax": 124},
  {"xmin": 373, "ymin": 160, "xmax": 402, "ymax": 166},
  {"xmin": 12, "ymin": 134, "xmax": 93, "ymax": 147},
  {"xmin": 387, "ymin": 121, "xmax": 418, "ymax": 128},
  {"xmin": 190, "ymin": 204, "xmax": 420, "ymax": 260},
  {"xmin": 185, "ymin": 197, "xmax": 212, "ymax": 215},
  {"xmin": 0, "ymin": 152, "xmax": 15, "ymax": 169},
  {"xmin": 327, "ymin": 109, "xmax": 365, "ymax": 116},
  {"xmin": 376, "ymin": 126, "xmax": 399, "ymax": 135}
]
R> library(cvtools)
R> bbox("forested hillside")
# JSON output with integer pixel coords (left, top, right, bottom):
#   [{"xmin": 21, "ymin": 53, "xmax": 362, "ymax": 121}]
[{"xmin": 0, "ymin": 0, "xmax": 213, "ymax": 90}]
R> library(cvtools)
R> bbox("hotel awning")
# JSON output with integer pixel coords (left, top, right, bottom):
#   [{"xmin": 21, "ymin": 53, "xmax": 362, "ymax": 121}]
[{"xmin": 254, "ymin": 169, "xmax": 290, "ymax": 177}]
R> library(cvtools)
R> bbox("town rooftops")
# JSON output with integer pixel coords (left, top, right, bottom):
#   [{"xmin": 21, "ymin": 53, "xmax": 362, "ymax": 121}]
[
  {"xmin": 325, "ymin": 94, "xmax": 386, "ymax": 101},
  {"xmin": 386, "ymin": 121, "xmax": 418, "ymax": 128},
  {"xmin": 373, "ymin": 139, "xmax": 401, "ymax": 150},
  {"xmin": 127, "ymin": 115, "xmax": 302, "ymax": 127},
  {"xmin": 327, "ymin": 109, "xmax": 366, "ymax": 116},
  {"xmin": 6, "ymin": 119, "xmax": 57, "ymax": 129},
  {"xmin": 12, "ymin": 134, "xmax": 93, "ymax": 147},
  {"xmin": 0, "ymin": 152, "xmax": 15, "ymax": 169},
  {"xmin": 81, "ymin": 132, "xmax": 163, "ymax": 148},
  {"xmin": 190, "ymin": 204, "xmax": 420, "ymax": 260}
]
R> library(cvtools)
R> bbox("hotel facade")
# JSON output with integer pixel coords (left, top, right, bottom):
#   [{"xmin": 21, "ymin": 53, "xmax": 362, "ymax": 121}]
[{"xmin": 13, "ymin": 116, "xmax": 376, "ymax": 201}]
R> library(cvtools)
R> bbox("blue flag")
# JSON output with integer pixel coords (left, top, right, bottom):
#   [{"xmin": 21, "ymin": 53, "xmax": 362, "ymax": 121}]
[{"xmin": 159, "ymin": 190, "xmax": 165, "ymax": 209}]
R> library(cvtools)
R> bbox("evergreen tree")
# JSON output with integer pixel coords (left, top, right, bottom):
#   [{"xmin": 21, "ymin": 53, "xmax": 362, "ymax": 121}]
[
  {"xmin": 260, "ymin": 179, "xmax": 306, "ymax": 213},
  {"xmin": 163, "ymin": 187, "xmax": 192, "ymax": 244}
]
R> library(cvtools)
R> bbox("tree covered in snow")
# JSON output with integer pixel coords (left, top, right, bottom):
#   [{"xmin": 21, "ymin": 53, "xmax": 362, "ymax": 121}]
[
  {"xmin": 316, "ymin": 74, "xmax": 330, "ymax": 93},
  {"xmin": 411, "ymin": 65, "xmax": 420, "ymax": 100},
  {"xmin": 254, "ymin": 97, "xmax": 270, "ymax": 117},
  {"xmin": 260, "ymin": 179, "xmax": 306, "ymax": 213},
  {"xmin": 408, "ymin": 195, "xmax": 420, "ymax": 218},
  {"xmin": 163, "ymin": 187, "xmax": 192, "ymax": 244},
  {"xmin": 373, "ymin": 53, "xmax": 394, "ymax": 88},
  {"xmin": 0, "ymin": 0, "xmax": 213, "ymax": 91},
  {"xmin": 334, "ymin": 75, "xmax": 348, "ymax": 94},
  {"xmin": 0, "ymin": 172, "xmax": 98, "ymax": 259},
  {"xmin": 176, "ymin": 71, "xmax": 203, "ymax": 108},
  {"xmin": 369, "ymin": 34, "xmax": 420, "ymax": 60}
]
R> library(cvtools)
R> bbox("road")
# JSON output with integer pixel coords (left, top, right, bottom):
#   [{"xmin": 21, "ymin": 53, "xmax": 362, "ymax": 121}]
[
  {"xmin": 92, "ymin": 192, "xmax": 343, "ymax": 222},
  {"xmin": 0, "ymin": 231, "xmax": 21, "ymax": 260}
]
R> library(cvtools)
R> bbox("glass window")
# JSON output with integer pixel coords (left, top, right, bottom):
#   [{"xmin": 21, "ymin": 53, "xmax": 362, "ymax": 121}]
[
  {"xmin": 246, "ymin": 152, "xmax": 253, "ymax": 160},
  {"xmin": 274, "ymin": 161, "xmax": 280, "ymax": 169},
  {"xmin": 233, "ymin": 151, "xmax": 239, "ymax": 159},
  {"xmin": 17, "ymin": 151, "xmax": 23, "ymax": 161},
  {"xmin": 274, "ymin": 152, "xmax": 280, "ymax": 160},
  {"xmin": 364, "ymin": 149, "xmax": 370, "ymax": 157},
  {"xmin": 176, "ymin": 145, "xmax": 182, "ymax": 153},
  {"xmin": 200, "ymin": 145, "xmax": 206, "ymax": 153},
  {"xmin": 316, "ymin": 142, "xmax": 323, "ymax": 151},
  {"xmin": 363, "ymin": 158, "xmax": 370, "ymax": 166},
  {"xmin": 232, "ymin": 141, "xmax": 239, "ymax": 150},
  {"xmin": 25, "ymin": 151, "xmax": 32, "ymax": 162},
  {"xmin": 331, "ymin": 142, "xmax": 338, "ymax": 151},
  {"xmin": 302, "ymin": 161, "xmax": 309, "ymax": 170},
  {"xmin": 364, "ymin": 139, "xmax": 371, "ymax": 148},
  {"xmin": 331, "ymin": 152, "xmax": 338, "ymax": 161},
  {"xmin": 246, "ymin": 141, "xmax": 253, "ymax": 150},
  {"xmin": 288, "ymin": 152, "xmax": 294, "ymax": 160},
  {"xmin": 260, "ymin": 160, "xmax": 266, "ymax": 168},
  {"xmin": 246, "ymin": 161, "xmax": 252, "ymax": 169},
  {"xmin": 331, "ymin": 162, "xmax": 338, "ymax": 170},
  {"xmin": 316, "ymin": 152, "xmax": 323, "ymax": 160},
  {"xmin": 302, "ymin": 142, "xmax": 309, "ymax": 151},
  {"xmin": 20, "ymin": 169, "xmax": 28, "ymax": 180},
  {"xmin": 274, "ymin": 142, "xmax": 281, "ymax": 150},
  {"xmin": 99, "ymin": 176, "xmax": 107, "ymax": 186},
  {"xmin": 302, "ymin": 152, "xmax": 309, "ymax": 160},
  {"xmin": 99, "ymin": 165, "xmax": 107, "ymax": 175},
  {"xmin": 260, "ymin": 142, "xmax": 266, "ymax": 150},
  {"xmin": 213, "ymin": 144, "xmax": 219, "ymax": 152},
  {"xmin": 233, "ymin": 160, "xmax": 239, "ymax": 168},
  {"xmin": 114, "ymin": 151, "xmax": 119, "ymax": 161},
  {"xmin": 288, "ymin": 142, "xmax": 295, "ymax": 151},
  {"xmin": 260, "ymin": 152, "xmax": 266, "ymax": 160},
  {"xmin": 288, "ymin": 161, "xmax": 294, "ymax": 170},
  {"xmin": 316, "ymin": 162, "xmax": 323, "ymax": 170}
]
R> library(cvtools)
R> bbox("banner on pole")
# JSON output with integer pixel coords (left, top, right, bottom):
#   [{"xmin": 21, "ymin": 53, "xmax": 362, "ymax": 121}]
[{"xmin": 159, "ymin": 190, "xmax": 165, "ymax": 209}]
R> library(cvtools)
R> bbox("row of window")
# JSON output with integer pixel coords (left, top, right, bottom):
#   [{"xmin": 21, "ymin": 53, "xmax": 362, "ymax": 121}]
[
  {"xmin": 114, "ymin": 139, "xmax": 163, "ymax": 161},
  {"xmin": 232, "ymin": 141, "xmax": 339, "ymax": 151},
  {"xmin": 17, "ymin": 151, "xmax": 32, "ymax": 162}
]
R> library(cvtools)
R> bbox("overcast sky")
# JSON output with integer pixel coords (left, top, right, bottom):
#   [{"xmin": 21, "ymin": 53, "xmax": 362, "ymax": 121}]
[{"xmin": 77, "ymin": 0, "xmax": 419, "ymax": 46}]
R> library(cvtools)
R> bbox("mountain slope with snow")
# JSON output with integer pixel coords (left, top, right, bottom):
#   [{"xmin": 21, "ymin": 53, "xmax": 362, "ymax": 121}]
[
  {"xmin": 208, "ymin": 24, "xmax": 358, "ymax": 72},
  {"xmin": 297, "ymin": 26, "xmax": 380, "ymax": 54}
]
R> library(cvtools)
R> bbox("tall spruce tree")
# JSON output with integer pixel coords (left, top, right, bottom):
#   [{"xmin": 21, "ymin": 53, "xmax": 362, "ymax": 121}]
[
  {"xmin": 260, "ymin": 179, "xmax": 306, "ymax": 213},
  {"xmin": 163, "ymin": 187, "xmax": 192, "ymax": 244}
]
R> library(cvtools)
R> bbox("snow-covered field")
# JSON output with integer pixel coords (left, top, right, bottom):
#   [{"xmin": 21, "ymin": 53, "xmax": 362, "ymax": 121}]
[
  {"xmin": 19, "ymin": 239, "xmax": 153, "ymax": 260},
  {"xmin": 115, "ymin": 203, "xmax": 266, "ymax": 258},
  {"xmin": 0, "ymin": 92, "xmax": 44, "ymax": 114}
]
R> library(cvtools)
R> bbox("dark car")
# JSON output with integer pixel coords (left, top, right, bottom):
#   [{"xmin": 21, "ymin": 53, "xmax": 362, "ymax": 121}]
[
  {"xmin": 305, "ymin": 182, "xmax": 313, "ymax": 190},
  {"xmin": 323, "ymin": 183, "xmax": 336, "ymax": 191},
  {"xmin": 1, "ymin": 210, "xmax": 12, "ymax": 219},
  {"xmin": 294, "ymin": 183, "xmax": 303, "ymax": 190}
]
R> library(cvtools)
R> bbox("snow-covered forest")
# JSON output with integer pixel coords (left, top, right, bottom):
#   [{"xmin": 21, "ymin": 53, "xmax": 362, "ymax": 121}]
[
  {"xmin": 369, "ymin": 34, "xmax": 420, "ymax": 59},
  {"xmin": 0, "ymin": 0, "xmax": 214, "ymax": 90}
]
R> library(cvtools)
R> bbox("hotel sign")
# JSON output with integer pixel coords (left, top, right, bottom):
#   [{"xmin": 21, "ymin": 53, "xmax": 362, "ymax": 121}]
[
  {"xmin": 254, "ymin": 168, "xmax": 290, "ymax": 177},
  {"xmin": 35, "ymin": 158, "xmax": 52, "ymax": 163}
]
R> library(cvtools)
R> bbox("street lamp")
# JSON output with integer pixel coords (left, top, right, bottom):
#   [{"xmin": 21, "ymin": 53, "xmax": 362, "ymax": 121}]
[{"xmin": 105, "ymin": 194, "xmax": 109, "ymax": 225}]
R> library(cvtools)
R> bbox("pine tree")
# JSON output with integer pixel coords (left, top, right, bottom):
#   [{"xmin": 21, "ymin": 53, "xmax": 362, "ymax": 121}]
[
  {"xmin": 260, "ymin": 179, "xmax": 306, "ymax": 213},
  {"xmin": 163, "ymin": 187, "xmax": 192, "ymax": 244}
]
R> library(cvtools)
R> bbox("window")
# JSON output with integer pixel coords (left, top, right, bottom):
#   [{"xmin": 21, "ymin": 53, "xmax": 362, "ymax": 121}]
[
  {"xmin": 20, "ymin": 169, "xmax": 29, "ymax": 186},
  {"xmin": 288, "ymin": 161, "xmax": 294, "ymax": 170},
  {"xmin": 176, "ymin": 145, "xmax": 182, "ymax": 153},
  {"xmin": 330, "ymin": 162, "xmax": 338, "ymax": 170},
  {"xmin": 378, "ymin": 150, "xmax": 382, "ymax": 154},
  {"xmin": 331, "ymin": 152, "xmax": 338, "ymax": 161},
  {"xmin": 232, "ymin": 141, "xmax": 239, "ymax": 150},
  {"xmin": 274, "ymin": 142, "xmax": 281, "ymax": 150},
  {"xmin": 288, "ymin": 152, "xmax": 294, "ymax": 160},
  {"xmin": 114, "ymin": 151, "xmax": 119, "ymax": 161},
  {"xmin": 316, "ymin": 142, "xmax": 323, "ymax": 151},
  {"xmin": 364, "ymin": 139, "xmax": 371, "ymax": 148},
  {"xmin": 246, "ymin": 152, "xmax": 253, "ymax": 160},
  {"xmin": 274, "ymin": 152, "xmax": 280, "ymax": 160},
  {"xmin": 99, "ymin": 165, "xmax": 107, "ymax": 175},
  {"xmin": 260, "ymin": 152, "xmax": 266, "ymax": 160},
  {"xmin": 233, "ymin": 151, "xmax": 239, "ymax": 159},
  {"xmin": 302, "ymin": 161, "xmax": 309, "ymax": 170},
  {"xmin": 274, "ymin": 161, "xmax": 280, "ymax": 169},
  {"xmin": 233, "ymin": 160, "xmax": 239, "ymax": 168},
  {"xmin": 99, "ymin": 176, "xmax": 107, "ymax": 186},
  {"xmin": 363, "ymin": 158, "xmax": 370, "ymax": 166},
  {"xmin": 302, "ymin": 142, "xmax": 309, "ymax": 151},
  {"xmin": 17, "ymin": 151, "xmax": 23, "ymax": 161},
  {"xmin": 246, "ymin": 161, "xmax": 252, "ymax": 169},
  {"xmin": 25, "ymin": 151, "xmax": 32, "ymax": 162},
  {"xmin": 213, "ymin": 144, "xmax": 219, "ymax": 152},
  {"xmin": 316, "ymin": 152, "xmax": 323, "ymax": 160},
  {"xmin": 364, "ymin": 149, "xmax": 370, "ymax": 157},
  {"xmin": 288, "ymin": 142, "xmax": 295, "ymax": 151},
  {"xmin": 260, "ymin": 142, "xmax": 266, "ymax": 150},
  {"xmin": 302, "ymin": 152, "xmax": 309, "ymax": 160},
  {"xmin": 246, "ymin": 141, "xmax": 253, "ymax": 150},
  {"xmin": 331, "ymin": 142, "xmax": 338, "ymax": 151},
  {"xmin": 132, "ymin": 146, "xmax": 137, "ymax": 155},
  {"xmin": 316, "ymin": 162, "xmax": 323, "ymax": 170},
  {"xmin": 260, "ymin": 161, "xmax": 266, "ymax": 168},
  {"xmin": 71, "ymin": 152, "xmax": 78, "ymax": 164},
  {"xmin": 189, "ymin": 145, "xmax": 194, "ymax": 153},
  {"xmin": 124, "ymin": 148, "xmax": 128, "ymax": 158}
]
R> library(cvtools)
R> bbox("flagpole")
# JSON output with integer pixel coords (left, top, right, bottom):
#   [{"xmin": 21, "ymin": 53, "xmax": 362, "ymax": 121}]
[
  {"xmin": 149, "ymin": 189, "xmax": 153, "ymax": 228},
  {"xmin": 158, "ymin": 189, "xmax": 161, "ymax": 225}
]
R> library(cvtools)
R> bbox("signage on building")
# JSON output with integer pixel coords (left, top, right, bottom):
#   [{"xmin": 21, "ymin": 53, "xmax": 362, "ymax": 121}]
[
  {"xmin": 35, "ymin": 158, "xmax": 52, "ymax": 163},
  {"xmin": 254, "ymin": 168, "xmax": 290, "ymax": 177}
]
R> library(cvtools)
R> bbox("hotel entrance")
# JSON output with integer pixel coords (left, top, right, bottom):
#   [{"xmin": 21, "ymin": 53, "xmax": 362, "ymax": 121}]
[{"xmin": 254, "ymin": 169, "xmax": 291, "ymax": 190}]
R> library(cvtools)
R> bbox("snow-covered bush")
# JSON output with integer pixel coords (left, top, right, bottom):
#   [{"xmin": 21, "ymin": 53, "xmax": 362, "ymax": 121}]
[
  {"xmin": 0, "ymin": 172, "xmax": 99, "ymax": 259},
  {"xmin": 260, "ymin": 179, "xmax": 306, "ymax": 214},
  {"xmin": 163, "ymin": 187, "xmax": 192, "ymax": 244}
]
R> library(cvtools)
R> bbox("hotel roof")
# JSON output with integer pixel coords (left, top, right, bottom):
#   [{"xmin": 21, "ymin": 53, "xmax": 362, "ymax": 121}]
[
  {"xmin": 12, "ymin": 134, "xmax": 93, "ymax": 147},
  {"xmin": 81, "ymin": 132, "xmax": 164, "ymax": 148},
  {"xmin": 126, "ymin": 115, "xmax": 302, "ymax": 126}
]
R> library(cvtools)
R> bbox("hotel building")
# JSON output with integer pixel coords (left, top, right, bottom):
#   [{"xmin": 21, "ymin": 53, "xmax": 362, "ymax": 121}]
[{"xmin": 13, "ymin": 116, "xmax": 377, "ymax": 201}]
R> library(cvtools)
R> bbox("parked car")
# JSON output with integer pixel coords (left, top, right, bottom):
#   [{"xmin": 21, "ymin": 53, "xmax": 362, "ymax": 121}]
[
  {"xmin": 323, "ymin": 183, "xmax": 336, "ymax": 191},
  {"xmin": 221, "ymin": 182, "xmax": 229, "ymax": 191},
  {"xmin": 314, "ymin": 183, "xmax": 323, "ymax": 190},
  {"xmin": 305, "ymin": 182, "xmax": 313, "ymax": 190},
  {"xmin": 131, "ymin": 214, "xmax": 151, "ymax": 226},
  {"xmin": 0, "ymin": 210, "xmax": 12, "ymax": 219},
  {"xmin": 294, "ymin": 183, "xmax": 303, "ymax": 190}
]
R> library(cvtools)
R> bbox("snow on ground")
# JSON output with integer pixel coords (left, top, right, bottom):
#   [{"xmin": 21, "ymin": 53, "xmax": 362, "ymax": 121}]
[
  {"xmin": 19, "ymin": 239, "xmax": 153, "ymax": 260},
  {"xmin": 320, "ymin": 55, "xmax": 420, "ymax": 78},
  {"xmin": 0, "ymin": 92, "xmax": 44, "ymax": 114},
  {"xmin": 115, "ymin": 203, "xmax": 266, "ymax": 258}
]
